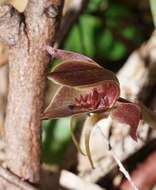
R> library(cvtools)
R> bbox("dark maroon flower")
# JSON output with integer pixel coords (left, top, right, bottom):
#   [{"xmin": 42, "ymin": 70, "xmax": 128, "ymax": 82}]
[{"xmin": 41, "ymin": 46, "xmax": 143, "ymax": 168}]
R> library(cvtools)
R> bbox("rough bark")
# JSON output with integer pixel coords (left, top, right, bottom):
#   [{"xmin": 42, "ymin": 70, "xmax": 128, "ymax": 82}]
[
  {"xmin": 0, "ymin": 0, "xmax": 64, "ymax": 188},
  {"xmin": 0, "ymin": 6, "xmax": 20, "ymax": 46}
]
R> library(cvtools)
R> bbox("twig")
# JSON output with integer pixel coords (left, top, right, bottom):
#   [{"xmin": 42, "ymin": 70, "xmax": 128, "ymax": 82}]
[
  {"xmin": 0, "ymin": 166, "xmax": 38, "ymax": 190},
  {"xmin": 97, "ymin": 126, "xmax": 139, "ymax": 190}
]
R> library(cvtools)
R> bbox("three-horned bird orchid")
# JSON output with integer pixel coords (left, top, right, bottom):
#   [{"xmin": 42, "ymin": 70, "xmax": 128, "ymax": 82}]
[{"xmin": 41, "ymin": 46, "xmax": 152, "ymax": 168}]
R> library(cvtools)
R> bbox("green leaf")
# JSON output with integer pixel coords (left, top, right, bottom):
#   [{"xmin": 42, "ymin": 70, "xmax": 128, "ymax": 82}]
[
  {"xmin": 87, "ymin": 0, "xmax": 105, "ymax": 12},
  {"xmin": 64, "ymin": 15, "xmax": 100, "ymax": 57},
  {"xmin": 121, "ymin": 27, "xmax": 136, "ymax": 40},
  {"xmin": 108, "ymin": 42, "xmax": 126, "ymax": 61}
]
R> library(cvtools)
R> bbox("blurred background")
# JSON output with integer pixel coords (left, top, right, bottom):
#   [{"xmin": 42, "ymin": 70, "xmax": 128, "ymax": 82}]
[{"xmin": 1, "ymin": 0, "xmax": 156, "ymax": 189}]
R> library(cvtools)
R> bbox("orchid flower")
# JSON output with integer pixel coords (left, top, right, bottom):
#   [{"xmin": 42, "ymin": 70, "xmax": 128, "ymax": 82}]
[{"xmin": 41, "ymin": 46, "xmax": 152, "ymax": 168}]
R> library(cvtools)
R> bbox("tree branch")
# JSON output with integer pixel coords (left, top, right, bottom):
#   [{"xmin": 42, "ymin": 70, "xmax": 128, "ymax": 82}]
[{"xmin": 3, "ymin": 0, "xmax": 64, "ymax": 188}]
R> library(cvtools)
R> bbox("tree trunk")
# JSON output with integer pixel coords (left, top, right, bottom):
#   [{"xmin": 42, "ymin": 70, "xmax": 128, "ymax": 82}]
[{"xmin": 0, "ymin": 0, "xmax": 63, "ymax": 189}]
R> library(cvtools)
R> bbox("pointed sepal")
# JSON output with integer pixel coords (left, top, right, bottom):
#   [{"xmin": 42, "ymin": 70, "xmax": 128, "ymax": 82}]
[
  {"xmin": 111, "ymin": 99, "xmax": 141, "ymax": 141},
  {"xmin": 46, "ymin": 46, "xmax": 95, "ymax": 63},
  {"xmin": 48, "ymin": 60, "xmax": 119, "ymax": 87}
]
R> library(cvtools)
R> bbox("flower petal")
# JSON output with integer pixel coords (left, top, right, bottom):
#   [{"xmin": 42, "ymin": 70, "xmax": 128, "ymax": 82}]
[
  {"xmin": 83, "ymin": 113, "xmax": 108, "ymax": 169},
  {"xmin": 70, "ymin": 116, "xmax": 86, "ymax": 155},
  {"xmin": 48, "ymin": 60, "xmax": 119, "ymax": 87},
  {"xmin": 84, "ymin": 115, "xmax": 96, "ymax": 169},
  {"xmin": 111, "ymin": 99, "xmax": 141, "ymax": 141},
  {"xmin": 41, "ymin": 81, "xmax": 120, "ymax": 119}
]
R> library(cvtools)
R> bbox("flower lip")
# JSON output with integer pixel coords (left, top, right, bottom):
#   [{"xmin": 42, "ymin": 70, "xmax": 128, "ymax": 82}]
[{"xmin": 41, "ymin": 80, "xmax": 120, "ymax": 119}]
